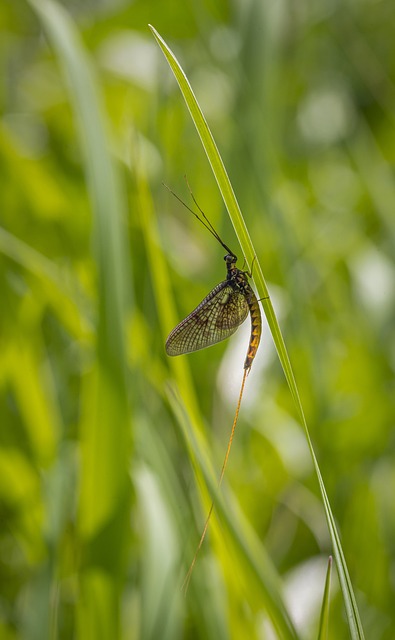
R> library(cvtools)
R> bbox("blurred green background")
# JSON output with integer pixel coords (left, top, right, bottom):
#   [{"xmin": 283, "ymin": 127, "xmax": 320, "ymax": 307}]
[{"xmin": 1, "ymin": 0, "xmax": 395, "ymax": 638}]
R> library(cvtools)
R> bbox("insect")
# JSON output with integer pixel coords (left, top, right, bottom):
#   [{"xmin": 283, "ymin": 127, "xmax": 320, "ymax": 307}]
[
  {"xmin": 166, "ymin": 249, "xmax": 261, "ymax": 370},
  {"xmin": 165, "ymin": 193, "xmax": 261, "ymax": 372},
  {"xmin": 164, "ymin": 183, "xmax": 262, "ymax": 590}
]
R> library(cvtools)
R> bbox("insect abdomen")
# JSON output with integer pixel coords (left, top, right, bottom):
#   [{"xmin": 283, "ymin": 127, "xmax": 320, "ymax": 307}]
[{"xmin": 244, "ymin": 291, "xmax": 261, "ymax": 371}]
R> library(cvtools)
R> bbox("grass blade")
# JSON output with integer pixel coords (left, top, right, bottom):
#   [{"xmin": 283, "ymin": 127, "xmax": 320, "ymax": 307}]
[
  {"xmin": 29, "ymin": 1, "xmax": 132, "ymax": 636},
  {"xmin": 149, "ymin": 24, "xmax": 365, "ymax": 639},
  {"xmin": 167, "ymin": 384, "xmax": 299, "ymax": 640},
  {"xmin": 318, "ymin": 556, "xmax": 332, "ymax": 640},
  {"xmin": 317, "ymin": 557, "xmax": 333, "ymax": 640}
]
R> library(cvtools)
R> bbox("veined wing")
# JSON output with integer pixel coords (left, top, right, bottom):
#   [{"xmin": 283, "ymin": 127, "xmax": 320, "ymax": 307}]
[{"xmin": 166, "ymin": 281, "xmax": 249, "ymax": 356}]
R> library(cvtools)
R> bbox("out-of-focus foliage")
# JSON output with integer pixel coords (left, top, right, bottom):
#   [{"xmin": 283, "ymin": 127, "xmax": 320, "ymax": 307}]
[{"xmin": 1, "ymin": 1, "xmax": 394, "ymax": 639}]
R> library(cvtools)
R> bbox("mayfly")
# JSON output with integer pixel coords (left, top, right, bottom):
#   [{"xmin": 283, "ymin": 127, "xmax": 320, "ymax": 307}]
[{"xmin": 165, "ymin": 183, "xmax": 262, "ymax": 591}]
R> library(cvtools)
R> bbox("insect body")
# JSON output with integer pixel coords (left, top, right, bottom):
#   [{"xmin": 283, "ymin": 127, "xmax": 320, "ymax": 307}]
[{"xmin": 166, "ymin": 252, "xmax": 261, "ymax": 372}]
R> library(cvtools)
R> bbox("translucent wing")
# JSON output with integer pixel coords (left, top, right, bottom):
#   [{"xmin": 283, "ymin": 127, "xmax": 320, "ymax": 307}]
[{"xmin": 166, "ymin": 281, "xmax": 249, "ymax": 356}]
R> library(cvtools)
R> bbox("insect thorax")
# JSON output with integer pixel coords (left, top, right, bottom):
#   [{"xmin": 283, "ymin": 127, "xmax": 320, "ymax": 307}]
[{"xmin": 228, "ymin": 267, "xmax": 251, "ymax": 295}]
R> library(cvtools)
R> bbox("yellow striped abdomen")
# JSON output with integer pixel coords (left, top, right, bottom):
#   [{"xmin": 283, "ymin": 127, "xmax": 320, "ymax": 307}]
[{"xmin": 244, "ymin": 290, "xmax": 262, "ymax": 371}]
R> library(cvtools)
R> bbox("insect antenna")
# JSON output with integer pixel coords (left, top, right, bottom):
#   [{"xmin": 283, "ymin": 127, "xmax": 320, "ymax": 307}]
[
  {"xmin": 183, "ymin": 176, "xmax": 235, "ymax": 254},
  {"xmin": 163, "ymin": 180, "xmax": 236, "ymax": 258}
]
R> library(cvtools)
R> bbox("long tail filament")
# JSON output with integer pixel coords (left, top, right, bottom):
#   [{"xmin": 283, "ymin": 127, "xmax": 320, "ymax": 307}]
[{"xmin": 182, "ymin": 368, "xmax": 248, "ymax": 593}]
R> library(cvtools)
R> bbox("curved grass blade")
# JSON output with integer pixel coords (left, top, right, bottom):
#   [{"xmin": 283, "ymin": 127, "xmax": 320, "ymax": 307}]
[
  {"xmin": 149, "ymin": 24, "xmax": 365, "ymax": 640},
  {"xmin": 167, "ymin": 384, "xmax": 299, "ymax": 640}
]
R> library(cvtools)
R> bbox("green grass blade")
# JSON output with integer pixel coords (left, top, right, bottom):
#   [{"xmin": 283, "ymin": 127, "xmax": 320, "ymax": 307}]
[
  {"xmin": 149, "ymin": 24, "xmax": 365, "ymax": 639},
  {"xmin": 167, "ymin": 385, "xmax": 299, "ymax": 640},
  {"xmin": 317, "ymin": 557, "xmax": 333, "ymax": 640},
  {"xmin": 29, "ymin": 1, "xmax": 132, "ymax": 636}
]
